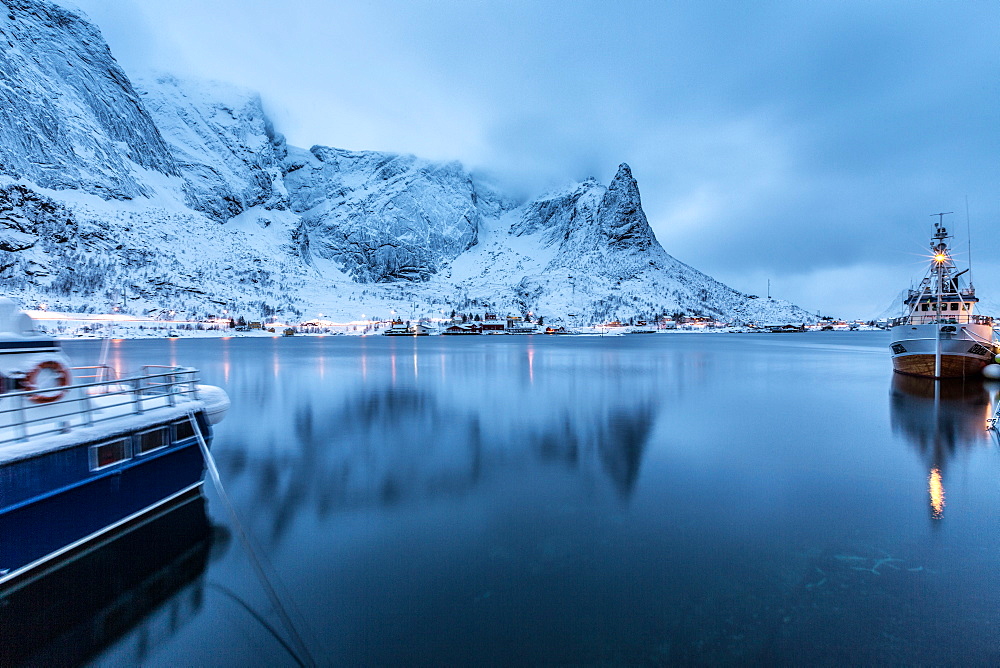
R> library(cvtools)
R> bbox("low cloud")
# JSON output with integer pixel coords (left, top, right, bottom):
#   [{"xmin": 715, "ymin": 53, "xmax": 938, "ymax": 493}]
[{"xmin": 65, "ymin": 0, "xmax": 1000, "ymax": 317}]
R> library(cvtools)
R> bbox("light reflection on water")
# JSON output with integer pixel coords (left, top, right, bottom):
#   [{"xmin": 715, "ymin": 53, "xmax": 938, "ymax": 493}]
[
  {"xmin": 889, "ymin": 374, "xmax": 993, "ymax": 522},
  {"xmin": 37, "ymin": 333, "xmax": 1000, "ymax": 665}
]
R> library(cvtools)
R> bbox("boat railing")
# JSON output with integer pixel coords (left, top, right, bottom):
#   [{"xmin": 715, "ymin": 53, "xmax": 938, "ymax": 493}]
[
  {"xmin": 890, "ymin": 314, "xmax": 994, "ymax": 327},
  {"xmin": 0, "ymin": 367, "xmax": 201, "ymax": 445},
  {"xmin": 71, "ymin": 365, "xmax": 119, "ymax": 384}
]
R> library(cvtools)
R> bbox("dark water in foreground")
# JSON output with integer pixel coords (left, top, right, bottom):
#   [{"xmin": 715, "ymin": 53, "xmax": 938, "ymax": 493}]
[{"xmin": 12, "ymin": 333, "xmax": 1000, "ymax": 665}]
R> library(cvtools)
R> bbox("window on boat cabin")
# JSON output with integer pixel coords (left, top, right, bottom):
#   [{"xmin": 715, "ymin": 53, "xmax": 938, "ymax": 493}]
[
  {"xmin": 137, "ymin": 426, "xmax": 169, "ymax": 454},
  {"xmin": 174, "ymin": 419, "xmax": 196, "ymax": 442},
  {"xmin": 950, "ymin": 303, "xmax": 959, "ymax": 311},
  {"xmin": 921, "ymin": 304, "xmax": 929, "ymax": 311},
  {"xmin": 90, "ymin": 438, "xmax": 131, "ymax": 471}
]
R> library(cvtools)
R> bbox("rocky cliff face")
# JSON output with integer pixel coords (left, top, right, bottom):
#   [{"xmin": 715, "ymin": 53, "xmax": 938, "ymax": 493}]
[
  {"xmin": 135, "ymin": 75, "xmax": 289, "ymax": 221},
  {"xmin": 0, "ymin": 0, "xmax": 813, "ymax": 325},
  {"xmin": 448, "ymin": 163, "xmax": 813, "ymax": 323},
  {"xmin": 0, "ymin": 0, "xmax": 177, "ymax": 199},
  {"xmin": 512, "ymin": 164, "xmax": 656, "ymax": 255},
  {"xmin": 598, "ymin": 164, "xmax": 655, "ymax": 251},
  {"xmin": 284, "ymin": 145, "xmax": 510, "ymax": 282}
]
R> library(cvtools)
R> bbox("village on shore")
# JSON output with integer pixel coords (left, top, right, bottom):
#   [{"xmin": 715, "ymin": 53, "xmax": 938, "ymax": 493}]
[{"xmin": 24, "ymin": 306, "xmax": 888, "ymax": 340}]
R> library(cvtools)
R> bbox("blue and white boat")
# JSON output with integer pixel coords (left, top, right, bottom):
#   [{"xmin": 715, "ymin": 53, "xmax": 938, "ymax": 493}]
[{"xmin": 0, "ymin": 298, "xmax": 229, "ymax": 592}]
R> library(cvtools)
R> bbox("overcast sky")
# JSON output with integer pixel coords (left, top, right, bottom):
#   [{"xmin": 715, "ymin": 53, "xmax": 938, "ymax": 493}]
[{"xmin": 69, "ymin": 0, "xmax": 999, "ymax": 318}]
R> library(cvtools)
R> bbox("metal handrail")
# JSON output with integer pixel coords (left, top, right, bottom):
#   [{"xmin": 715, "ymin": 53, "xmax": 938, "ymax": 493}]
[
  {"xmin": 71, "ymin": 365, "xmax": 118, "ymax": 384},
  {"xmin": 0, "ymin": 367, "xmax": 201, "ymax": 446},
  {"xmin": 889, "ymin": 314, "xmax": 995, "ymax": 327}
]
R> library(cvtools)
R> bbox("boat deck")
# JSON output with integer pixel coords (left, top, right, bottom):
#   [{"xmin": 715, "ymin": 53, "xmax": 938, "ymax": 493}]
[{"xmin": 0, "ymin": 367, "xmax": 207, "ymax": 464}]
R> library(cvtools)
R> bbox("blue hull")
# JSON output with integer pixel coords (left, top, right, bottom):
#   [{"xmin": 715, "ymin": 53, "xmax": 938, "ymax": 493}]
[
  {"xmin": 0, "ymin": 493, "xmax": 212, "ymax": 666},
  {"xmin": 0, "ymin": 412, "xmax": 212, "ymax": 586}
]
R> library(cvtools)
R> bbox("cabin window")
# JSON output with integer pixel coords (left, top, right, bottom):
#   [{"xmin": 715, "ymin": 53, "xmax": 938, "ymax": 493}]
[
  {"xmin": 90, "ymin": 439, "xmax": 131, "ymax": 471},
  {"xmin": 137, "ymin": 426, "xmax": 169, "ymax": 455},
  {"xmin": 963, "ymin": 303, "xmax": 970, "ymax": 311},
  {"xmin": 921, "ymin": 304, "xmax": 929, "ymax": 311},
  {"xmin": 950, "ymin": 303, "xmax": 959, "ymax": 311},
  {"xmin": 174, "ymin": 419, "xmax": 196, "ymax": 442}
]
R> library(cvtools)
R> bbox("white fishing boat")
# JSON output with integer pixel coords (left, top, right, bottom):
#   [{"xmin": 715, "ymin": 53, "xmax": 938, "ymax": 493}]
[{"xmin": 889, "ymin": 220, "xmax": 997, "ymax": 378}]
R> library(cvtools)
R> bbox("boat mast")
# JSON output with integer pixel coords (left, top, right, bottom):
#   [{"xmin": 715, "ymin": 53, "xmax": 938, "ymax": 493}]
[{"xmin": 931, "ymin": 212, "xmax": 953, "ymax": 379}]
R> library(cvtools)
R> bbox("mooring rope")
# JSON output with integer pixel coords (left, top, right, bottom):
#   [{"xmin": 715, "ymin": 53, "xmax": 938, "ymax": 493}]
[{"xmin": 188, "ymin": 411, "xmax": 316, "ymax": 667}]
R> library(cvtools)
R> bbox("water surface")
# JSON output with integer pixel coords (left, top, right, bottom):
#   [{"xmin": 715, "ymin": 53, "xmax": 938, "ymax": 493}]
[{"xmin": 22, "ymin": 333, "xmax": 1000, "ymax": 664}]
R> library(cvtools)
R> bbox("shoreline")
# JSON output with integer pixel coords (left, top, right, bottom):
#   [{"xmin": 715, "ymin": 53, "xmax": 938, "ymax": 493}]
[{"xmin": 53, "ymin": 326, "xmax": 889, "ymax": 341}]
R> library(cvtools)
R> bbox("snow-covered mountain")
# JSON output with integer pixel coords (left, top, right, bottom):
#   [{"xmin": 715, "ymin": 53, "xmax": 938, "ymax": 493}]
[
  {"xmin": 284, "ymin": 146, "xmax": 513, "ymax": 283},
  {"xmin": 135, "ymin": 75, "xmax": 289, "ymax": 221},
  {"xmin": 0, "ymin": 0, "xmax": 177, "ymax": 198},
  {"xmin": 0, "ymin": 0, "xmax": 813, "ymax": 325}
]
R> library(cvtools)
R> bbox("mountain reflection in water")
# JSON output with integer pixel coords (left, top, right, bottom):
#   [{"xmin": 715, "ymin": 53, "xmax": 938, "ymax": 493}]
[
  {"xmin": 217, "ymin": 359, "xmax": 660, "ymax": 545},
  {"xmin": 56, "ymin": 333, "xmax": 1000, "ymax": 665},
  {"xmin": 890, "ymin": 374, "xmax": 995, "ymax": 520}
]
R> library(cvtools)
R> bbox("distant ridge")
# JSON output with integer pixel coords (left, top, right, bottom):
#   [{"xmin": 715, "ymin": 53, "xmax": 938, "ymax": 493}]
[{"xmin": 0, "ymin": 0, "xmax": 813, "ymax": 325}]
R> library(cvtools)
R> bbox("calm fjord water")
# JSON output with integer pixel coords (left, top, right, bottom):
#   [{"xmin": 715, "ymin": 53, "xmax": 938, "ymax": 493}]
[{"xmin": 51, "ymin": 334, "xmax": 1000, "ymax": 664}]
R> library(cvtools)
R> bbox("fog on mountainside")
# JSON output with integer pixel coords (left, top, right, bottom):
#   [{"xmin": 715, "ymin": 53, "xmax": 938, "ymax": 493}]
[{"xmin": 0, "ymin": 0, "xmax": 812, "ymax": 324}]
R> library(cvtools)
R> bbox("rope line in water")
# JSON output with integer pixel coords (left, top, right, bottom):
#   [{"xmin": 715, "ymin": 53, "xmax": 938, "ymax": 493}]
[
  {"xmin": 188, "ymin": 411, "xmax": 317, "ymax": 668},
  {"xmin": 208, "ymin": 582, "xmax": 307, "ymax": 666}
]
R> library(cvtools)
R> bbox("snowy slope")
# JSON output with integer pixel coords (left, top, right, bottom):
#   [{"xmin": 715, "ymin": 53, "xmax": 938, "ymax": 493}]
[
  {"xmin": 0, "ymin": 0, "xmax": 177, "ymax": 198},
  {"xmin": 0, "ymin": 0, "xmax": 813, "ymax": 325},
  {"xmin": 445, "ymin": 165, "xmax": 810, "ymax": 323},
  {"xmin": 284, "ymin": 145, "xmax": 514, "ymax": 282},
  {"xmin": 135, "ymin": 75, "xmax": 289, "ymax": 221}
]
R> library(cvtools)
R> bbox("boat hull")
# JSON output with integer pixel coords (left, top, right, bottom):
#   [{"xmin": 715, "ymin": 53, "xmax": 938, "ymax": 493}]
[
  {"xmin": 889, "ymin": 323, "xmax": 995, "ymax": 378},
  {"xmin": 0, "ymin": 493, "xmax": 211, "ymax": 666},
  {"xmin": 0, "ymin": 412, "xmax": 212, "ymax": 589}
]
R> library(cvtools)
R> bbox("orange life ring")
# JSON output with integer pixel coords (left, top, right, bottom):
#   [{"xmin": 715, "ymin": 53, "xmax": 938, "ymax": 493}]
[{"xmin": 24, "ymin": 360, "xmax": 71, "ymax": 404}]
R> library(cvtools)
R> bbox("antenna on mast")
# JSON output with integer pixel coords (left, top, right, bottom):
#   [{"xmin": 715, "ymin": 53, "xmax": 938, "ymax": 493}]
[
  {"xmin": 930, "ymin": 211, "xmax": 953, "ymax": 230},
  {"xmin": 965, "ymin": 197, "xmax": 973, "ymax": 288}
]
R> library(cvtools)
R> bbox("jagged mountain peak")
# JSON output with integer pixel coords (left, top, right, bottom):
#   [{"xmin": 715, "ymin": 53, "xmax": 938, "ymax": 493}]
[
  {"xmin": 0, "ymin": 0, "xmax": 814, "ymax": 325},
  {"xmin": 597, "ymin": 162, "xmax": 654, "ymax": 251},
  {"xmin": 511, "ymin": 165, "xmax": 655, "ymax": 255}
]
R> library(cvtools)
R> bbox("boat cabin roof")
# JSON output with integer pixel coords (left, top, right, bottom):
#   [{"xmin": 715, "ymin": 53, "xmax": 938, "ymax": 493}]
[{"xmin": 904, "ymin": 295, "xmax": 978, "ymax": 304}]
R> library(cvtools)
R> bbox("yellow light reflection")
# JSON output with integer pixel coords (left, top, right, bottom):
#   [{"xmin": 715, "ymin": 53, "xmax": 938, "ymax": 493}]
[
  {"xmin": 934, "ymin": 254, "xmax": 947, "ymax": 263},
  {"xmin": 929, "ymin": 468, "xmax": 945, "ymax": 519}
]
